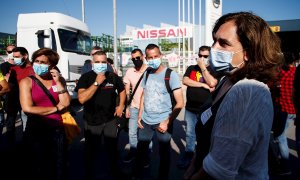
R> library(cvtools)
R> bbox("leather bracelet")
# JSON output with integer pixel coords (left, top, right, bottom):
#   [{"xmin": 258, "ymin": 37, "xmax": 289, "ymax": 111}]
[
  {"xmin": 201, "ymin": 68, "xmax": 207, "ymax": 73},
  {"xmin": 57, "ymin": 88, "xmax": 67, "ymax": 94}
]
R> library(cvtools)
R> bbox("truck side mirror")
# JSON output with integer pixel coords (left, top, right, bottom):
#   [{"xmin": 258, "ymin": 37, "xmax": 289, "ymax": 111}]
[
  {"xmin": 35, "ymin": 29, "xmax": 52, "ymax": 49},
  {"xmin": 43, "ymin": 29, "xmax": 52, "ymax": 48}
]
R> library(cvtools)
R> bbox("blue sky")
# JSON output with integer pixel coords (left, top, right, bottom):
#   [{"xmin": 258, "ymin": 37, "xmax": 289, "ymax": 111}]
[{"xmin": 1, "ymin": 0, "xmax": 300, "ymax": 36}]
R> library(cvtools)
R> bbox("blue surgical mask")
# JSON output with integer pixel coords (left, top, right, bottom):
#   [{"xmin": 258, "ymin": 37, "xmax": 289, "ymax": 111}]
[
  {"xmin": 147, "ymin": 58, "xmax": 161, "ymax": 69},
  {"xmin": 209, "ymin": 48, "xmax": 243, "ymax": 73},
  {"xmin": 93, "ymin": 63, "xmax": 107, "ymax": 74},
  {"xmin": 33, "ymin": 63, "xmax": 49, "ymax": 76},
  {"xmin": 14, "ymin": 57, "xmax": 25, "ymax": 66}
]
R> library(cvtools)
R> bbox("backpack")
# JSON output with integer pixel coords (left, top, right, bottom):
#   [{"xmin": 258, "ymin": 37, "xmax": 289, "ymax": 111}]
[{"xmin": 145, "ymin": 68, "xmax": 176, "ymax": 109}]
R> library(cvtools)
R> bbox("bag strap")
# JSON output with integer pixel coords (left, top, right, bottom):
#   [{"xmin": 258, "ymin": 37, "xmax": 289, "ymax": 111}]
[
  {"xmin": 165, "ymin": 68, "xmax": 176, "ymax": 109},
  {"xmin": 164, "ymin": 68, "xmax": 172, "ymax": 93},
  {"xmin": 29, "ymin": 75, "xmax": 56, "ymax": 106},
  {"xmin": 145, "ymin": 68, "xmax": 176, "ymax": 109},
  {"xmin": 212, "ymin": 77, "xmax": 233, "ymax": 105},
  {"xmin": 127, "ymin": 70, "xmax": 146, "ymax": 106}
]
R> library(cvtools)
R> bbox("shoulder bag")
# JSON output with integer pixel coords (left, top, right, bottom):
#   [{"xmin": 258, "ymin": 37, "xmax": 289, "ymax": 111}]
[{"xmin": 29, "ymin": 75, "xmax": 80, "ymax": 144}]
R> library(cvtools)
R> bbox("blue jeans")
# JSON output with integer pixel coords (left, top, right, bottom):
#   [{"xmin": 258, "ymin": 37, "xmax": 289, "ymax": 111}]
[
  {"xmin": 184, "ymin": 110, "xmax": 198, "ymax": 152},
  {"xmin": 129, "ymin": 107, "xmax": 152, "ymax": 152},
  {"xmin": 21, "ymin": 110, "xmax": 27, "ymax": 131},
  {"xmin": 0, "ymin": 109, "xmax": 4, "ymax": 133},
  {"xmin": 277, "ymin": 114, "xmax": 296, "ymax": 159},
  {"xmin": 296, "ymin": 125, "xmax": 300, "ymax": 162},
  {"xmin": 134, "ymin": 120, "xmax": 172, "ymax": 179}
]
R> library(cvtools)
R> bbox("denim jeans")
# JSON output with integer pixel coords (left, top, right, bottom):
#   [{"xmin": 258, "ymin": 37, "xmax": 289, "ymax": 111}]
[
  {"xmin": 129, "ymin": 107, "xmax": 152, "ymax": 152},
  {"xmin": 20, "ymin": 110, "xmax": 27, "ymax": 131},
  {"xmin": 129, "ymin": 107, "xmax": 139, "ymax": 149},
  {"xmin": 296, "ymin": 125, "xmax": 300, "ymax": 163},
  {"xmin": 0, "ymin": 109, "xmax": 4, "ymax": 133},
  {"xmin": 134, "ymin": 120, "xmax": 171, "ymax": 179},
  {"xmin": 184, "ymin": 109, "xmax": 198, "ymax": 152},
  {"xmin": 277, "ymin": 114, "xmax": 296, "ymax": 159}
]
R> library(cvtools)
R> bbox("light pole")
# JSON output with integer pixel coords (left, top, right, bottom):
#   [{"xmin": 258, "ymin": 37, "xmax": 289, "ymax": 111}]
[
  {"xmin": 113, "ymin": 0, "xmax": 118, "ymax": 73},
  {"xmin": 81, "ymin": 0, "xmax": 85, "ymax": 22}
]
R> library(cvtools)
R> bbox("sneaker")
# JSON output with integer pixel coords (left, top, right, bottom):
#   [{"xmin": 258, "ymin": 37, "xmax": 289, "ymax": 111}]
[
  {"xmin": 123, "ymin": 152, "xmax": 136, "ymax": 163},
  {"xmin": 177, "ymin": 151, "xmax": 194, "ymax": 169}
]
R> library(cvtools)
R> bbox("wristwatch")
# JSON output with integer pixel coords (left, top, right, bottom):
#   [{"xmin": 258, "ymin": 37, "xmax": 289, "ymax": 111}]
[
  {"xmin": 94, "ymin": 81, "xmax": 99, "ymax": 86},
  {"xmin": 57, "ymin": 88, "xmax": 67, "ymax": 94}
]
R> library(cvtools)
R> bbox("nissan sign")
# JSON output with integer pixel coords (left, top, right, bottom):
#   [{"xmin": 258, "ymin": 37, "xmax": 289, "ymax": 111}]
[{"xmin": 132, "ymin": 26, "xmax": 193, "ymax": 40}]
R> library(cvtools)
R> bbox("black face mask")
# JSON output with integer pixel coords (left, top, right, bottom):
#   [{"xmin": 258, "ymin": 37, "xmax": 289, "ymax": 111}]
[{"xmin": 133, "ymin": 60, "xmax": 143, "ymax": 69}]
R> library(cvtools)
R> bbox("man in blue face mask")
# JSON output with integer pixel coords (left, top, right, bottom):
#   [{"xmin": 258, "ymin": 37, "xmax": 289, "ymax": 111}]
[
  {"xmin": 177, "ymin": 46, "xmax": 218, "ymax": 169},
  {"xmin": 5, "ymin": 46, "xmax": 34, "ymax": 149},
  {"xmin": 132, "ymin": 44, "xmax": 184, "ymax": 179},
  {"xmin": 77, "ymin": 50, "xmax": 126, "ymax": 179}
]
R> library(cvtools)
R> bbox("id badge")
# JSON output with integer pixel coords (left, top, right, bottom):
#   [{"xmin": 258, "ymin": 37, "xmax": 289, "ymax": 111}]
[
  {"xmin": 52, "ymin": 85, "xmax": 58, "ymax": 92},
  {"xmin": 201, "ymin": 107, "xmax": 212, "ymax": 125}
]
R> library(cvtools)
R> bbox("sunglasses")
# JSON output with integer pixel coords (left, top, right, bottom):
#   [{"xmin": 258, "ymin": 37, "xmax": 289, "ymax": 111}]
[
  {"xmin": 7, "ymin": 51, "xmax": 12, "ymax": 54},
  {"xmin": 198, "ymin": 54, "xmax": 209, "ymax": 58},
  {"xmin": 131, "ymin": 56, "xmax": 141, "ymax": 61}
]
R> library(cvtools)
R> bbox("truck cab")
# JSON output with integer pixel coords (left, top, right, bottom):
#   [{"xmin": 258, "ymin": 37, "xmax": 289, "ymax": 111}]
[{"xmin": 17, "ymin": 12, "xmax": 92, "ymax": 98}]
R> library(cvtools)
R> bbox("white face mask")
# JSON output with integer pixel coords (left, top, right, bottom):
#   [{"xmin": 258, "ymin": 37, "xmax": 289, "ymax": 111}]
[
  {"xmin": 7, "ymin": 53, "xmax": 13, "ymax": 60},
  {"xmin": 204, "ymin": 58, "xmax": 209, "ymax": 65},
  {"xmin": 198, "ymin": 57, "xmax": 209, "ymax": 65}
]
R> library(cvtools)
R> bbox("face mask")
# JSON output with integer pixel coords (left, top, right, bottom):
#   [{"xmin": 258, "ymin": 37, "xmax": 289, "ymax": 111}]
[
  {"xmin": 209, "ymin": 48, "xmax": 243, "ymax": 73},
  {"xmin": 14, "ymin": 57, "xmax": 25, "ymax": 66},
  {"xmin": 198, "ymin": 57, "xmax": 209, "ymax": 65},
  {"xmin": 203, "ymin": 58, "xmax": 209, "ymax": 65},
  {"xmin": 93, "ymin": 63, "xmax": 107, "ymax": 74},
  {"xmin": 7, "ymin": 53, "xmax": 13, "ymax": 60},
  {"xmin": 147, "ymin": 58, "xmax": 161, "ymax": 69},
  {"xmin": 143, "ymin": 59, "xmax": 148, "ymax": 65},
  {"xmin": 133, "ymin": 60, "xmax": 143, "ymax": 69},
  {"xmin": 33, "ymin": 63, "xmax": 49, "ymax": 76}
]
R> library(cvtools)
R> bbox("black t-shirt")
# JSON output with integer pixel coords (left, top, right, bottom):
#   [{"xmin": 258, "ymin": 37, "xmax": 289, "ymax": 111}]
[
  {"xmin": 76, "ymin": 71, "xmax": 125, "ymax": 125},
  {"xmin": 184, "ymin": 65, "xmax": 213, "ymax": 113}
]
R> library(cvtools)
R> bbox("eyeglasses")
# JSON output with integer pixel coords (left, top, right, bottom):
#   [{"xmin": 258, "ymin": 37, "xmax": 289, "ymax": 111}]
[
  {"xmin": 198, "ymin": 54, "xmax": 209, "ymax": 58},
  {"xmin": 131, "ymin": 56, "xmax": 141, "ymax": 61},
  {"xmin": 7, "ymin": 51, "xmax": 12, "ymax": 54}
]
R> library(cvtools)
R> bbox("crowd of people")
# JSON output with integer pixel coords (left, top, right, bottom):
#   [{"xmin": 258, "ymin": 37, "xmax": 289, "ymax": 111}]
[{"xmin": 0, "ymin": 11, "xmax": 299, "ymax": 180}]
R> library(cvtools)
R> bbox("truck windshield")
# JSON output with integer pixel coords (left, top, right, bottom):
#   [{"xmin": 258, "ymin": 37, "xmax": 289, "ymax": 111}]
[{"xmin": 58, "ymin": 29, "xmax": 92, "ymax": 55}]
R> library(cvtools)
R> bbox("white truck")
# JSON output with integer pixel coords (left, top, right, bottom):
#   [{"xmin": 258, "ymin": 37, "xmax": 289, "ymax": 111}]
[{"xmin": 17, "ymin": 12, "xmax": 92, "ymax": 98}]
